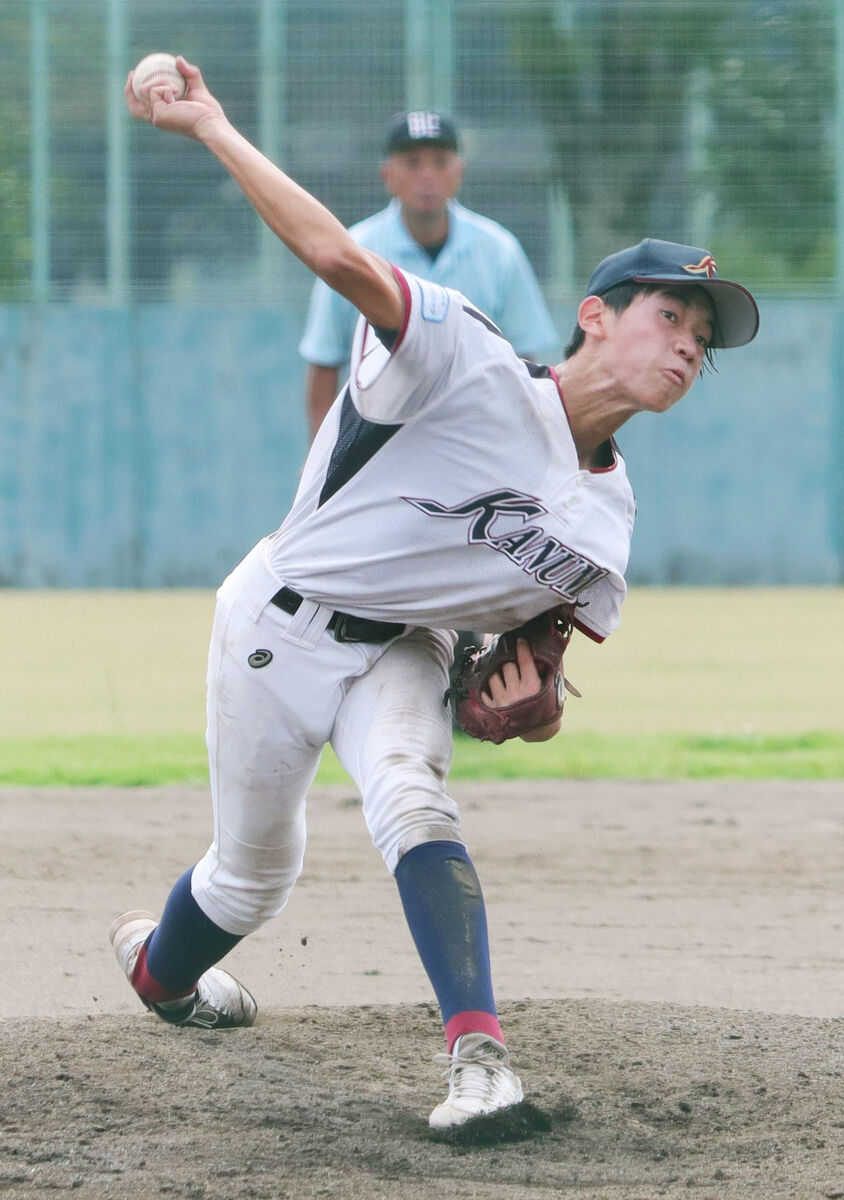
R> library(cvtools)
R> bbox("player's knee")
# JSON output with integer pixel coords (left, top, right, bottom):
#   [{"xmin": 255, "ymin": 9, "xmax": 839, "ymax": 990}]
[
  {"xmin": 193, "ymin": 855, "xmax": 301, "ymax": 935},
  {"xmin": 377, "ymin": 816, "xmax": 465, "ymax": 876},
  {"xmin": 393, "ymin": 822, "xmax": 465, "ymax": 867},
  {"xmin": 363, "ymin": 731, "xmax": 453, "ymax": 814},
  {"xmin": 357, "ymin": 710, "xmax": 462, "ymax": 873},
  {"xmin": 361, "ymin": 756, "xmax": 463, "ymax": 870},
  {"xmin": 197, "ymin": 879, "xmax": 295, "ymax": 934}
]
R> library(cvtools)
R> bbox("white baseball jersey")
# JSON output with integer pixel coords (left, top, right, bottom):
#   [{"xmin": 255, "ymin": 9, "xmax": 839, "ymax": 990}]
[{"xmin": 260, "ymin": 271, "xmax": 635, "ymax": 641}]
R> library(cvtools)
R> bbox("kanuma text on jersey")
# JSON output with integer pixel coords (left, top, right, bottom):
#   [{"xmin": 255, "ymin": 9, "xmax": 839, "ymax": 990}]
[{"xmin": 403, "ymin": 488, "xmax": 609, "ymax": 600}]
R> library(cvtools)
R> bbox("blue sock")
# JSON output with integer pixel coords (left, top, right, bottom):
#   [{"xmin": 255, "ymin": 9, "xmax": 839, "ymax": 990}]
[
  {"xmin": 145, "ymin": 867, "xmax": 243, "ymax": 992},
  {"xmin": 394, "ymin": 841, "xmax": 497, "ymax": 1031}
]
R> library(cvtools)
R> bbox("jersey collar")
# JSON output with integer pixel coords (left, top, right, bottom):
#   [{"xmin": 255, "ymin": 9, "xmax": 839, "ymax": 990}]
[{"xmin": 387, "ymin": 199, "xmax": 472, "ymax": 268}]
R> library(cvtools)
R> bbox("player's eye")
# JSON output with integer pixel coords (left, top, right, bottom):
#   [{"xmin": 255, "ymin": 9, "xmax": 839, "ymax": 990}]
[
  {"xmin": 660, "ymin": 308, "xmax": 677, "ymax": 322},
  {"xmin": 695, "ymin": 334, "xmax": 710, "ymax": 349}
]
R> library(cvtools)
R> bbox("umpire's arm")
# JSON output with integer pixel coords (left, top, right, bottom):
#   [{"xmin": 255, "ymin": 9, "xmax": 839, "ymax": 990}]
[{"xmin": 125, "ymin": 57, "xmax": 406, "ymax": 333}]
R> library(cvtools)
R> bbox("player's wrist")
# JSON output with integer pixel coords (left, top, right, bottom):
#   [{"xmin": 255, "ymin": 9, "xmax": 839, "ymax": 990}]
[{"xmin": 194, "ymin": 112, "xmax": 234, "ymax": 148}]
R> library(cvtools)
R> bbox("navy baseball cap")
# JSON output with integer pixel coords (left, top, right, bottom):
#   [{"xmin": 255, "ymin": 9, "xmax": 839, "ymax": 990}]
[
  {"xmin": 384, "ymin": 110, "xmax": 460, "ymax": 156},
  {"xmin": 586, "ymin": 238, "xmax": 759, "ymax": 348}
]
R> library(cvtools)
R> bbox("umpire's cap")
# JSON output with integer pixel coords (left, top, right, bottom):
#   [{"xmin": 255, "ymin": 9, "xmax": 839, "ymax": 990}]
[
  {"xmin": 586, "ymin": 238, "xmax": 759, "ymax": 348},
  {"xmin": 384, "ymin": 111, "xmax": 460, "ymax": 156}
]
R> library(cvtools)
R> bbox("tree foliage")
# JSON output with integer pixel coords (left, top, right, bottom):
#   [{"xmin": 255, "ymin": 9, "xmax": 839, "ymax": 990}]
[
  {"xmin": 0, "ymin": 0, "xmax": 835, "ymax": 298},
  {"xmin": 511, "ymin": 0, "xmax": 834, "ymax": 290},
  {"xmin": 0, "ymin": 132, "xmax": 29, "ymax": 295},
  {"xmin": 0, "ymin": 6, "xmax": 30, "ymax": 295}
]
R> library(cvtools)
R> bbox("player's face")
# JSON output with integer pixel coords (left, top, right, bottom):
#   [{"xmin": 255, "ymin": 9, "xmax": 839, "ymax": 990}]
[
  {"xmin": 381, "ymin": 147, "xmax": 464, "ymax": 216},
  {"xmin": 607, "ymin": 290, "xmax": 714, "ymax": 412}
]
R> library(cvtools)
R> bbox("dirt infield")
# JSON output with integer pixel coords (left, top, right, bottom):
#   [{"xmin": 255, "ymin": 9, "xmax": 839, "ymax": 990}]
[{"xmin": 4, "ymin": 780, "xmax": 844, "ymax": 1199}]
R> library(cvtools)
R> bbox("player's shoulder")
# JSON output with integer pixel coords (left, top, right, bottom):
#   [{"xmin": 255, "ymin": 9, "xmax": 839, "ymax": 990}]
[
  {"xmin": 400, "ymin": 269, "xmax": 466, "ymax": 323},
  {"xmin": 397, "ymin": 270, "xmax": 512, "ymax": 361}
]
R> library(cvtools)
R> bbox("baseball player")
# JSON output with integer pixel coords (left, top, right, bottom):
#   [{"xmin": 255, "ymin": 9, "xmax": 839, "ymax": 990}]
[
  {"xmin": 300, "ymin": 110, "xmax": 560, "ymax": 439},
  {"xmin": 112, "ymin": 58, "xmax": 759, "ymax": 1135}
]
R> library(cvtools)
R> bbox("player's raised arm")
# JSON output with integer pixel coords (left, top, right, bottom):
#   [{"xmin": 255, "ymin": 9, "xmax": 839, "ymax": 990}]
[{"xmin": 125, "ymin": 56, "xmax": 405, "ymax": 332}]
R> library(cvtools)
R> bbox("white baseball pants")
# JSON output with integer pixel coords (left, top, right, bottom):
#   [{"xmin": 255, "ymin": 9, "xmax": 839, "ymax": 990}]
[{"xmin": 190, "ymin": 546, "xmax": 461, "ymax": 936}]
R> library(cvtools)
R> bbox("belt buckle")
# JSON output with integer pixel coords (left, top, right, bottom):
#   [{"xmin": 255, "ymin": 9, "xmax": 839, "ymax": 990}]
[
  {"xmin": 331, "ymin": 612, "xmax": 354, "ymax": 643},
  {"xmin": 331, "ymin": 612, "xmax": 403, "ymax": 644}
]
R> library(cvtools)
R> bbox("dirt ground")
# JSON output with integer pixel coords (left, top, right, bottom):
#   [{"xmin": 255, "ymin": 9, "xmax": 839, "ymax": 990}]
[{"xmin": 4, "ymin": 779, "xmax": 844, "ymax": 1199}]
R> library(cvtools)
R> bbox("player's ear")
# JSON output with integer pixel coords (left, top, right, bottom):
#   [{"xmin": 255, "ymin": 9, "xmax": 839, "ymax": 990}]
[
  {"xmin": 450, "ymin": 154, "xmax": 465, "ymax": 192},
  {"xmin": 576, "ymin": 295, "xmax": 610, "ymax": 343},
  {"xmin": 380, "ymin": 158, "xmax": 399, "ymax": 197}
]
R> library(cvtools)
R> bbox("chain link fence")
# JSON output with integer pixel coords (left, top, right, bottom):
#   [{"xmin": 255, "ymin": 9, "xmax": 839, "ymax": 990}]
[{"xmin": 0, "ymin": 0, "xmax": 838, "ymax": 305}]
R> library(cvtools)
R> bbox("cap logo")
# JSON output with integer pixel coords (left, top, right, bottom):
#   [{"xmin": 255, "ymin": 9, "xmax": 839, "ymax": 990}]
[
  {"xmin": 683, "ymin": 254, "xmax": 718, "ymax": 278},
  {"xmin": 406, "ymin": 111, "xmax": 442, "ymax": 140}
]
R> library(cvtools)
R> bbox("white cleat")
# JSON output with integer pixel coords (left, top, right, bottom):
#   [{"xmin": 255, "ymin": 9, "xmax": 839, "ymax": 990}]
[
  {"xmin": 429, "ymin": 1032, "xmax": 525, "ymax": 1129},
  {"xmin": 109, "ymin": 909, "xmax": 257, "ymax": 1029}
]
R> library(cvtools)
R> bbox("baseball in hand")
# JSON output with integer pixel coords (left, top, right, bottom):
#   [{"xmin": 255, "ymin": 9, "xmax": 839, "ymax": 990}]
[{"xmin": 131, "ymin": 53, "xmax": 187, "ymax": 102}]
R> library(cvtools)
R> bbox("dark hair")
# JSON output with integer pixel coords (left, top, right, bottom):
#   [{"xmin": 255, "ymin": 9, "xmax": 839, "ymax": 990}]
[{"xmin": 563, "ymin": 281, "xmax": 718, "ymax": 372}]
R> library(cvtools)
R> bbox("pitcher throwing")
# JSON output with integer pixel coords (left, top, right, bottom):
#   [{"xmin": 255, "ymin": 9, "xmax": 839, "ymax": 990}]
[{"xmin": 112, "ymin": 56, "xmax": 758, "ymax": 1136}]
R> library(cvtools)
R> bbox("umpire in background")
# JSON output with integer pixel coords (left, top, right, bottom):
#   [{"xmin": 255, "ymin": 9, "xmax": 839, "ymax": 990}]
[{"xmin": 299, "ymin": 109, "xmax": 560, "ymax": 439}]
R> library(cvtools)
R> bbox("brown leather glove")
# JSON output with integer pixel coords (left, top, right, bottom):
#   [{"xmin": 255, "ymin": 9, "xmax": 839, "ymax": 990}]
[{"xmin": 449, "ymin": 607, "xmax": 579, "ymax": 744}]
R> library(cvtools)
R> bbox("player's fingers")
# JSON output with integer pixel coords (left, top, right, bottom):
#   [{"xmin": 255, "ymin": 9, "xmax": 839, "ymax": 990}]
[
  {"xmin": 168, "ymin": 58, "xmax": 225, "ymax": 126},
  {"xmin": 124, "ymin": 72, "xmax": 151, "ymax": 120},
  {"xmin": 150, "ymin": 83, "xmax": 178, "ymax": 103},
  {"xmin": 515, "ymin": 638, "xmax": 542, "ymax": 689},
  {"xmin": 481, "ymin": 641, "xmax": 547, "ymax": 709},
  {"xmin": 175, "ymin": 57, "xmax": 206, "ymax": 94},
  {"xmin": 175, "ymin": 55, "xmax": 199, "ymax": 77},
  {"xmin": 148, "ymin": 84, "xmax": 180, "ymax": 123},
  {"xmin": 482, "ymin": 659, "xmax": 521, "ymax": 707},
  {"xmin": 500, "ymin": 660, "xmax": 523, "ymax": 689},
  {"xmin": 482, "ymin": 668, "xmax": 512, "ymax": 707}
]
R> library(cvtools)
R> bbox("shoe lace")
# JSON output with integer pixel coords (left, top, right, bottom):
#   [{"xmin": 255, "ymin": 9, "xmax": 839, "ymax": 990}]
[{"xmin": 435, "ymin": 1043, "xmax": 508, "ymax": 1103}]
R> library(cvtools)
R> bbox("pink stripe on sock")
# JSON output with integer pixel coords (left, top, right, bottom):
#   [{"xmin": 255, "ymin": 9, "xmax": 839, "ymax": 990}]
[
  {"xmin": 131, "ymin": 943, "xmax": 196, "ymax": 1004},
  {"xmin": 444, "ymin": 1010, "xmax": 504, "ymax": 1053}
]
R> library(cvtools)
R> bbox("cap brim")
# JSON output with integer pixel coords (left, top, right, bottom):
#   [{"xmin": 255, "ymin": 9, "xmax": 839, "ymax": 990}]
[
  {"xmin": 386, "ymin": 138, "xmax": 458, "ymax": 155},
  {"xmin": 634, "ymin": 274, "xmax": 759, "ymax": 348}
]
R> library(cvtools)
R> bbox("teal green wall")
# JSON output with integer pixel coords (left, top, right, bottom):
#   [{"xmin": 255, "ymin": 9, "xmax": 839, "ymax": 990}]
[
  {"xmin": 1, "ymin": 305, "xmax": 307, "ymax": 586},
  {"xmin": 616, "ymin": 299, "xmax": 842, "ymax": 585},
  {"xmin": 1, "ymin": 298, "xmax": 840, "ymax": 586}
]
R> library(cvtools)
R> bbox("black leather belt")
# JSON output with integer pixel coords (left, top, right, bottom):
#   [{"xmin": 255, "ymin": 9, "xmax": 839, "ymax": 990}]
[{"xmin": 270, "ymin": 586, "xmax": 405, "ymax": 644}]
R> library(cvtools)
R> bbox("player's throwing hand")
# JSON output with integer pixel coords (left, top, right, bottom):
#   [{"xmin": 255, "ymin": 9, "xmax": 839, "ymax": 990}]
[{"xmin": 125, "ymin": 56, "xmax": 225, "ymax": 141}]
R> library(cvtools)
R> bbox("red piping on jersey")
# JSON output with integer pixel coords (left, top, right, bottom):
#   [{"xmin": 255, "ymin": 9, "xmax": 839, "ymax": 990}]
[
  {"xmin": 389, "ymin": 266, "xmax": 413, "ymax": 353},
  {"xmin": 548, "ymin": 366, "xmax": 619, "ymax": 474},
  {"xmin": 573, "ymin": 616, "xmax": 606, "ymax": 644}
]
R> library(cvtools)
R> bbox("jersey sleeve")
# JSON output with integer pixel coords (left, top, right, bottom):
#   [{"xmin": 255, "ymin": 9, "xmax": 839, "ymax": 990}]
[
  {"xmin": 571, "ymin": 574, "xmax": 628, "ymax": 643},
  {"xmin": 349, "ymin": 270, "xmax": 463, "ymax": 424},
  {"xmin": 494, "ymin": 241, "xmax": 560, "ymax": 362},
  {"xmin": 569, "ymin": 471, "xmax": 635, "ymax": 642},
  {"xmin": 298, "ymin": 277, "xmax": 360, "ymax": 368}
]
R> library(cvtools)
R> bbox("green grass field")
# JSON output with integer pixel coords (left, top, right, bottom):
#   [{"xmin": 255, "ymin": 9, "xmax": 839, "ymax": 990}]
[{"xmin": 1, "ymin": 588, "xmax": 842, "ymax": 784}]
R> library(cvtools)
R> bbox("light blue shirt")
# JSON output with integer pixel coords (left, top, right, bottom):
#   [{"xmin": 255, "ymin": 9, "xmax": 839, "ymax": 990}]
[{"xmin": 298, "ymin": 199, "xmax": 560, "ymax": 368}]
